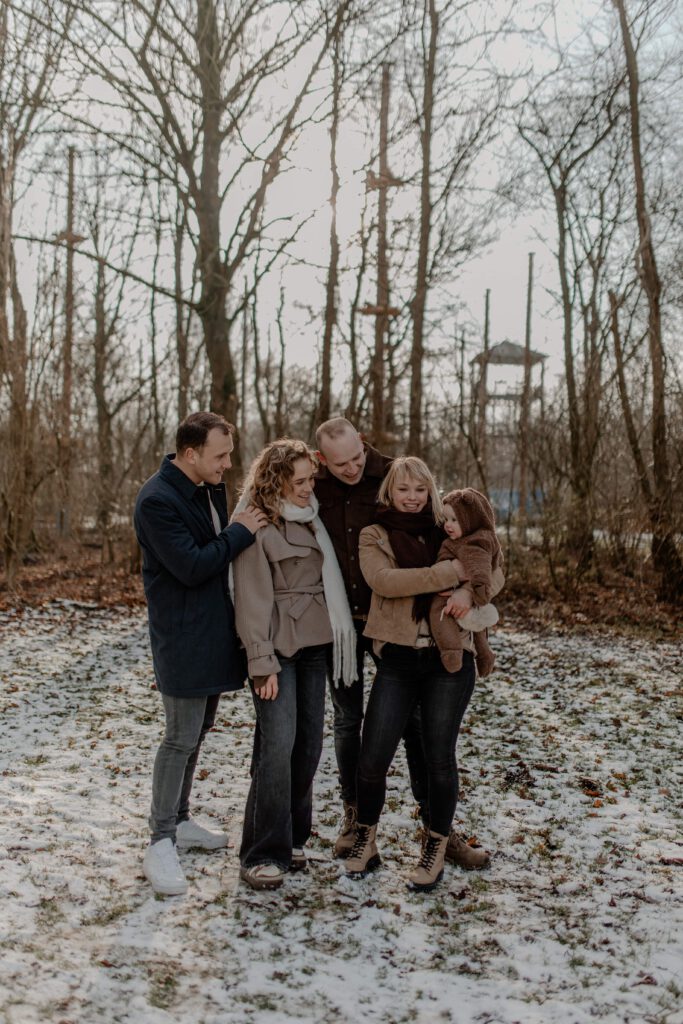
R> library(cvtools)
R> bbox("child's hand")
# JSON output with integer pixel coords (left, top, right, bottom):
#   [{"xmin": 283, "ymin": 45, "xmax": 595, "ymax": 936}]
[{"xmin": 443, "ymin": 589, "xmax": 473, "ymax": 619}]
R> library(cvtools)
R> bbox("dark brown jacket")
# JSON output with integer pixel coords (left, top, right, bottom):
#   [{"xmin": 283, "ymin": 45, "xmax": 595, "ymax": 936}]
[{"xmin": 315, "ymin": 444, "xmax": 391, "ymax": 617}]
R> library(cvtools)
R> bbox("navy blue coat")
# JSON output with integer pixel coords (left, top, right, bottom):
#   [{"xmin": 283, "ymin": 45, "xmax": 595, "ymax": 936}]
[{"xmin": 134, "ymin": 455, "xmax": 255, "ymax": 698}]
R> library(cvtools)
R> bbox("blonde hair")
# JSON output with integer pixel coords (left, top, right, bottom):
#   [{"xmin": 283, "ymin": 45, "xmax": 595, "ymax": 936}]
[
  {"xmin": 378, "ymin": 457, "xmax": 444, "ymax": 524},
  {"xmin": 242, "ymin": 438, "xmax": 318, "ymax": 522}
]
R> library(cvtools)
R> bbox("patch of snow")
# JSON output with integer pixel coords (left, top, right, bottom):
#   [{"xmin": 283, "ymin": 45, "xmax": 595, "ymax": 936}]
[{"xmin": 1, "ymin": 607, "xmax": 681, "ymax": 1023}]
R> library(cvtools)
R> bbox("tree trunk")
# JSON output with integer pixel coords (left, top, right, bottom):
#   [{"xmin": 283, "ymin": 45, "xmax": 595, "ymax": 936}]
[
  {"xmin": 93, "ymin": 257, "xmax": 115, "ymax": 559},
  {"xmin": 174, "ymin": 197, "xmax": 190, "ymax": 423},
  {"xmin": 318, "ymin": 31, "xmax": 342, "ymax": 424},
  {"xmin": 612, "ymin": 0, "xmax": 683, "ymax": 600},
  {"xmin": 553, "ymin": 182, "xmax": 594, "ymax": 569},
  {"xmin": 57, "ymin": 145, "xmax": 75, "ymax": 537},
  {"xmin": 194, "ymin": 0, "xmax": 240, "ymax": 479},
  {"xmin": 518, "ymin": 251, "xmax": 534, "ymax": 543},
  {"xmin": 408, "ymin": 0, "xmax": 438, "ymax": 456},
  {"xmin": 370, "ymin": 63, "xmax": 391, "ymax": 446}
]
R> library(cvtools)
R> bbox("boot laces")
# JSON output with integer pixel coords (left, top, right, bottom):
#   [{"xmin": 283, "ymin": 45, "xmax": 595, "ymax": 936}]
[
  {"xmin": 350, "ymin": 824, "xmax": 371, "ymax": 858},
  {"xmin": 419, "ymin": 833, "xmax": 441, "ymax": 870},
  {"xmin": 342, "ymin": 805, "xmax": 357, "ymax": 832}
]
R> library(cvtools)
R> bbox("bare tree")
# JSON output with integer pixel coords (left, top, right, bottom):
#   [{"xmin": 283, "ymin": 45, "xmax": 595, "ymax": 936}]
[
  {"xmin": 72, "ymin": 0, "xmax": 350, "ymax": 482},
  {"xmin": 610, "ymin": 0, "xmax": 683, "ymax": 600},
  {"xmin": 0, "ymin": 0, "xmax": 75, "ymax": 585},
  {"xmin": 317, "ymin": 26, "xmax": 344, "ymax": 424},
  {"xmin": 398, "ymin": 0, "xmax": 506, "ymax": 455},
  {"xmin": 519, "ymin": 52, "xmax": 625, "ymax": 571}
]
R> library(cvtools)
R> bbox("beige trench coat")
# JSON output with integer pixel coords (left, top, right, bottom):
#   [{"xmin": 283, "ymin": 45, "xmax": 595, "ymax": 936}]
[{"xmin": 233, "ymin": 519, "xmax": 333, "ymax": 681}]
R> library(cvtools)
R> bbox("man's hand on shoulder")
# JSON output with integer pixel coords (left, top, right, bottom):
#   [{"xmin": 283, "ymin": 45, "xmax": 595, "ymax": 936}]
[{"xmin": 233, "ymin": 505, "xmax": 268, "ymax": 534}]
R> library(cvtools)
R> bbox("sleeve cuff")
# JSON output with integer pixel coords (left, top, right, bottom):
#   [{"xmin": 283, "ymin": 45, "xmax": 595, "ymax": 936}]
[
  {"xmin": 248, "ymin": 654, "xmax": 281, "ymax": 678},
  {"xmin": 246, "ymin": 641, "xmax": 280, "ymax": 677}
]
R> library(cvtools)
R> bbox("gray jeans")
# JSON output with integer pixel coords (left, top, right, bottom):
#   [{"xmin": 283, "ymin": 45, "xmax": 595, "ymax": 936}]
[{"xmin": 149, "ymin": 692, "xmax": 220, "ymax": 844}]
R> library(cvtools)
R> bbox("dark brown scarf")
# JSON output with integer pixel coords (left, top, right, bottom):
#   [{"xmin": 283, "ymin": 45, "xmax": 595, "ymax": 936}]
[{"xmin": 375, "ymin": 502, "xmax": 444, "ymax": 622}]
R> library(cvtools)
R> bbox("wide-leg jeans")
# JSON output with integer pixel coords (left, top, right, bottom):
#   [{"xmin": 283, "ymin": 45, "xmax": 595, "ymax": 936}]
[
  {"xmin": 356, "ymin": 645, "xmax": 476, "ymax": 836},
  {"xmin": 240, "ymin": 644, "xmax": 327, "ymax": 870}
]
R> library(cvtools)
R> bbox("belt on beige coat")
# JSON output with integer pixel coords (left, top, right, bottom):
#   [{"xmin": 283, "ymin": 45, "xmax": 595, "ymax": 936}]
[{"xmin": 273, "ymin": 585, "xmax": 325, "ymax": 620}]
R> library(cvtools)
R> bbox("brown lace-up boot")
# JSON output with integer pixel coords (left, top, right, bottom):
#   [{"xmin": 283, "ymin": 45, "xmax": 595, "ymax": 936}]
[
  {"xmin": 333, "ymin": 802, "xmax": 357, "ymax": 858},
  {"xmin": 345, "ymin": 823, "xmax": 381, "ymax": 878},
  {"xmin": 408, "ymin": 830, "xmax": 449, "ymax": 892},
  {"xmin": 445, "ymin": 830, "xmax": 491, "ymax": 869}
]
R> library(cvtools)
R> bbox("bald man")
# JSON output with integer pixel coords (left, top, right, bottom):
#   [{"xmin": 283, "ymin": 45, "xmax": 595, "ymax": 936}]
[
  {"xmin": 314, "ymin": 419, "xmax": 428, "ymax": 856},
  {"xmin": 315, "ymin": 418, "xmax": 491, "ymax": 871}
]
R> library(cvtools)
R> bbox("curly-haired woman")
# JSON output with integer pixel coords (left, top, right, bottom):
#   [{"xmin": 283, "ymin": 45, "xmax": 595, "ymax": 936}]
[{"xmin": 232, "ymin": 439, "xmax": 357, "ymax": 890}]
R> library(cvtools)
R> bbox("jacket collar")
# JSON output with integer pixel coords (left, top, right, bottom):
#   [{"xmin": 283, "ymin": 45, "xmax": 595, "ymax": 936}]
[
  {"xmin": 316, "ymin": 442, "xmax": 388, "ymax": 485},
  {"xmin": 159, "ymin": 454, "xmax": 225, "ymax": 502},
  {"xmin": 363, "ymin": 444, "xmax": 389, "ymax": 479},
  {"xmin": 282, "ymin": 518, "xmax": 319, "ymax": 549}
]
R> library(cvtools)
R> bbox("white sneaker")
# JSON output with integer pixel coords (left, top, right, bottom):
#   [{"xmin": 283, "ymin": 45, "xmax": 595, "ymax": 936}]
[
  {"xmin": 458, "ymin": 603, "xmax": 499, "ymax": 632},
  {"xmin": 176, "ymin": 816, "xmax": 229, "ymax": 851},
  {"xmin": 143, "ymin": 838, "xmax": 188, "ymax": 896}
]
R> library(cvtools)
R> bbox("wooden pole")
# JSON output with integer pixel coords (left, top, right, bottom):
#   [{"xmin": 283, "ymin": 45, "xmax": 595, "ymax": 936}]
[
  {"xmin": 370, "ymin": 63, "xmax": 391, "ymax": 445},
  {"xmin": 240, "ymin": 279, "xmax": 248, "ymax": 435},
  {"xmin": 518, "ymin": 251, "xmax": 534, "ymax": 543},
  {"xmin": 477, "ymin": 288, "xmax": 490, "ymax": 485},
  {"xmin": 58, "ymin": 146, "xmax": 75, "ymax": 537}
]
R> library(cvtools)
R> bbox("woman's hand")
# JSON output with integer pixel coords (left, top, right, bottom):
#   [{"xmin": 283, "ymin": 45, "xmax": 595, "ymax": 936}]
[
  {"xmin": 443, "ymin": 589, "xmax": 473, "ymax": 619},
  {"xmin": 256, "ymin": 674, "xmax": 279, "ymax": 700}
]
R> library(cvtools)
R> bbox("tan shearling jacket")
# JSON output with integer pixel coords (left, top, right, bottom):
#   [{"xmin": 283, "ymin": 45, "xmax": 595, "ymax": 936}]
[
  {"xmin": 234, "ymin": 519, "xmax": 333, "ymax": 681},
  {"xmin": 360, "ymin": 523, "xmax": 505, "ymax": 653},
  {"xmin": 359, "ymin": 523, "xmax": 462, "ymax": 649}
]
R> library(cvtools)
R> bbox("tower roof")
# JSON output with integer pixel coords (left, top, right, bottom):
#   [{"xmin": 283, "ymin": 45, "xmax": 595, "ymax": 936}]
[{"xmin": 471, "ymin": 339, "xmax": 547, "ymax": 366}]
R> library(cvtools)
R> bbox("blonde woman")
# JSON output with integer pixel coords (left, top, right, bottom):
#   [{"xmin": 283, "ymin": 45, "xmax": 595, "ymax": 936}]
[
  {"xmin": 345, "ymin": 457, "xmax": 500, "ymax": 891},
  {"xmin": 233, "ymin": 439, "xmax": 356, "ymax": 890}
]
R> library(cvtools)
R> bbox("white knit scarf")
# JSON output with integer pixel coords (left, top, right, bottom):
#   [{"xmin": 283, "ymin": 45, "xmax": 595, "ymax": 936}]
[{"xmin": 231, "ymin": 491, "xmax": 358, "ymax": 687}]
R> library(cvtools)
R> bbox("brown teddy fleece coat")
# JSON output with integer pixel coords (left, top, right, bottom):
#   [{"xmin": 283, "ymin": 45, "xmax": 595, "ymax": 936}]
[{"xmin": 429, "ymin": 488, "xmax": 503, "ymax": 677}]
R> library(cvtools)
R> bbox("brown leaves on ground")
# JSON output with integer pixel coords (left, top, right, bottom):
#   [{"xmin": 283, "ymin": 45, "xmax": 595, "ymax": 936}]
[
  {"xmin": 0, "ymin": 547, "xmax": 145, "ymax": 610},
  {"xmin": 500, "ymin": 563, "xmax": 681, "ymax": 639},
  {"xmin": 1, "ymin": 543, "xmax": 681, "ymax": 640}
]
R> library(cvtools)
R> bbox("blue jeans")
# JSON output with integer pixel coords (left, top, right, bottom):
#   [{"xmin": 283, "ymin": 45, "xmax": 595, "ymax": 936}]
[
  {"xmin": 240, "ymin": 645, "xmax": 327, "ymax": 869},
  {"xmin": 328, "ymin": 621, "xmax": 429, "ymax": 821},
  {"xmin": 357, "ymin": 645, "xmax": 476, "ymax": 836},
  {"xmin": 149, "ymin": 693, "xmax": 220, "ymax": 843}
]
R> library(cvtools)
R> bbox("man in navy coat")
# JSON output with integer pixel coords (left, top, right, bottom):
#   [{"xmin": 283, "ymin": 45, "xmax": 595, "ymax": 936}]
[{"xmin": 134, "ymin": 411, "xmax": 267, "ymax": 895}]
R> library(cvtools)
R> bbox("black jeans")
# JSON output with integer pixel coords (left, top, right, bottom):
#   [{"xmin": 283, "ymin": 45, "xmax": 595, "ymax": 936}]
[
  {"xmin": 240, "ymin": 645, "xmax": 327, "ymax": 869},
  {"xmin": 328, "ymin": 620, "xmax": 428, "ymax": 820},
  {"xmin": 357, "ymin": 645, "xmax": 476, "ymax": 836}
]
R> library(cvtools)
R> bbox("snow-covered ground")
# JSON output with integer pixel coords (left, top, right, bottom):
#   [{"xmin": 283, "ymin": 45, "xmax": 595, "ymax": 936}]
[{"xmin": 1, "ymin": 604, "xmax": 681, "ymax": 1024}]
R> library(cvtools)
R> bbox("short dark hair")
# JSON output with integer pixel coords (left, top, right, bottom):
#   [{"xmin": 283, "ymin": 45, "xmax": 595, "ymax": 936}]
[{"xmin": 176, "ymin": 412, "xmax": 234, "ymax": 453}]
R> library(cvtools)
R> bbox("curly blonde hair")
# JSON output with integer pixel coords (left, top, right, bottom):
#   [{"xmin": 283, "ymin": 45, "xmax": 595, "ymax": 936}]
[
  {"xmin": 377, "ymin": 456, "xmax": 445, "ymax": 524},
  {"xmin": 241, "ymin": 438, "xmax": 318, "ymax": 522}
]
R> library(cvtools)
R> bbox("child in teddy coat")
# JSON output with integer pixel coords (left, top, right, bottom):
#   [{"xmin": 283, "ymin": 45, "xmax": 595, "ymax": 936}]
[{"xmin": 429, "ymin": 487, "xmax": 503, "ymax": 677}]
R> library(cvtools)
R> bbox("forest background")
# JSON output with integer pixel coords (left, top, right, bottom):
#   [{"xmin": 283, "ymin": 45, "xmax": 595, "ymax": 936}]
[{"xmin": 1, "ymin": 0, "xmax": 682, "ymax": 628}]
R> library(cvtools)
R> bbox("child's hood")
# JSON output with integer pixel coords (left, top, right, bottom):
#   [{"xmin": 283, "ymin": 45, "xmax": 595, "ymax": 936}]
[{"xmin": 443, "ymin": 488, "xmax": 496, "ymax": 536}]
